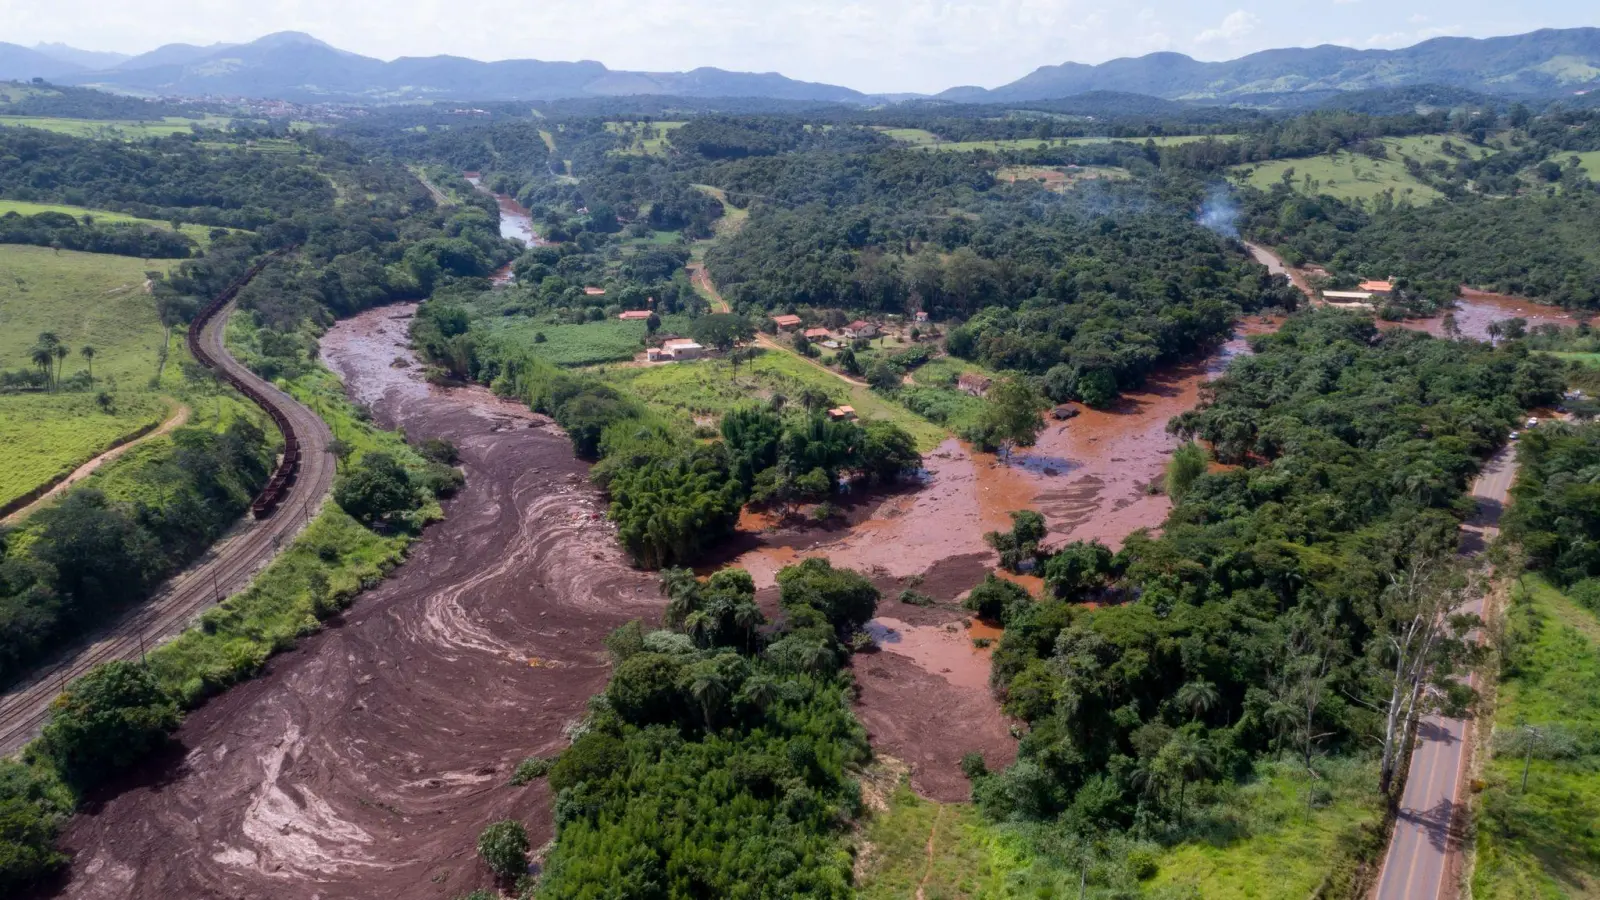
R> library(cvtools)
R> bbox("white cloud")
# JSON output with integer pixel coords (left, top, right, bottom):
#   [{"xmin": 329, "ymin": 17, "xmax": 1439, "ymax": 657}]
[{"xmin": 1195, "ymin": 9, "xmax": 1260, "ymax": 44}]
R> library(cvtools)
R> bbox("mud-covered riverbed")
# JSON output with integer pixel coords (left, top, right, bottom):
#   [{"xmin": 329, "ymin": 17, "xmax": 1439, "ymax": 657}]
[{"xmin": 56, "ymin": 305, "xmax": 661, "ymax": 899}]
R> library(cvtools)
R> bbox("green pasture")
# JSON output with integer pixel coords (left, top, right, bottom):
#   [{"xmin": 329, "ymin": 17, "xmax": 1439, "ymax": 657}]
[
  {"xmin": 0, "ymin": 114, "xmax": 231, "ymax": 139},
  {"xmin": 0, "ymin": 199, "xmax": 228, "ymax": 245},
  {"xmin": 604, "ymin": 120, "xmax": 686, "ymax": 156}
]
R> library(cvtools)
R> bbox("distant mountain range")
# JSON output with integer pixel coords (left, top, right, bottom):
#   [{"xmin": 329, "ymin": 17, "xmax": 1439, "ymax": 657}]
[{"xmin": 1, "ymin": 27, "xmax": 1597, "ymax": 105}]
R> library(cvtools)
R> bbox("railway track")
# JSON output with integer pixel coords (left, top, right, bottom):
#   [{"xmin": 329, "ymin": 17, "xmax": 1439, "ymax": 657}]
[{"xmin": 0, "ymin": 254, "xmax": 337, "ymax": 757}]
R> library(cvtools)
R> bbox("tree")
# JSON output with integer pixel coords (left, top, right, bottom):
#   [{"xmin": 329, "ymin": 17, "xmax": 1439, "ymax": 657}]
[
  {"xmin": 52, "ymin": 343, "xmax": 69, "ymax": 386},
  {"xmin": 866, "ymin": 360, "xmax": 900, "ymax": 392},
  {"xmin": 1156, "ymin": 728, "xmax": 1216, "ymax": 825},
  {"xmin": 646, "ymin": 312, "xmax": 661, "ymax": 335},
  {"xmin": 1362, "ymin": 554, "xmax": 1482, "ymax": 795},
  {"xmin": 79, "ymin": 345, "xmax": 96, "ymax": 385},
  {"xmin": 476, "ymin": 820, "xmax": 530, "ymax": 881},
  {"xmin": 963, "ymin": 574, "xmax": 1031, "ymax": 624},
  {"xmin": 984, "ymin": 510, "xmax": 1048, "ymax": 573},
  {"xmin": 1174, "ymin": 680, "xmax": 1219, "ymax": 723},
  {"xmin": 1164, "ymin": 442, "xmax": 1209, "ymax": 502},
  {"xmin": 333, "ymin": 452, "xmax": 415, "ymax": 527},
  {"xmin": 972, "ymin": 377, "xmax": 1046, "ymax": 459},
  {"xmin": 40, "ymin": 660, "xmax": 181, "ymax": 788},
  {"xmin": 777, "ymin": 558, "xmax": 879, "ymax": 635},
  {"xmin": 692, "ymin": 313, "xmax": 754, "ymax": 352},
  {"xmin": 29, "ymin": 344, "xmax": 55, "ymax": 389}
]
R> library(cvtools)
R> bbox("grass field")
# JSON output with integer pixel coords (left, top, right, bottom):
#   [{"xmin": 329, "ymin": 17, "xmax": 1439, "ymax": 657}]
[
  {"xmin": 857, "ymin": 757, "xmax": 1383, "ymax": 899},
  {"xmin": 1559, "ymin": 150, "xmax": 1600, "ymax": 180},
  {"xmin": 1472, "ymin": 575, "xmax": 1600, "ymax": 899},
  {"xmin": 0, "ymin": 199, "xmax": 227, "ymax": 245},
  {"xmin": 604, "ymin": 120, "xmax": 686, "ymax": 156},
  {"xmin": 0, "ymin": 393, "xmax": 170, "ymax": 509},
  {"xmin": 692, "ymin": 184, "xmax": 749, "ymax": 238},
  {"xmin": 997, "ymin": 164, "xmax": 1131, "ymax": 191},
  {"xmin": 479, "ymin": 316, "xmax": 697, "ymax": 368},
  {"xmin": 0, "ymin": 245, "xmax": 183, "ymax": 508},
  {"xmin": 600, "ymin": 349, "xmax": 949, "ymax": 450},
  {"xmin": 1231, "ymin": 136, "xmax": 1501, "ymax": 204},
  {"xmin": 0, "ymin": 114, "xmax": 231, "ymax": 139}
]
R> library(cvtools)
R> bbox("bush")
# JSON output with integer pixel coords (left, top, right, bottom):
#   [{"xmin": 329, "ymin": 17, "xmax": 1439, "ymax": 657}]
[
  {"xmin": 510, "ymin": 756, "xmax": 554, "ymax": 786},
  {"xmin": 898, "ymin": 589, "xmax": 935, "ymax": 607},
  {"xmin": 477, "ymin": 819, "xmax": 530, "ymax": 880},
  {"xmin": 960, "ymin": 751, "xmax": 989, "ymax": 780},
  {"xmin": 777, "ymin": 557, "xmax": 880, "ymax": 635},
  {"xmin": 963, "ymin": 574, "xmax": 1031, "ymax": 624},
  {"xmin": 39, "ymin": 660, "xmax": 181, "ymax": 789},
  {"xmin": 333, "ymin": 452, "xmax": 416, "ymax": 527}
]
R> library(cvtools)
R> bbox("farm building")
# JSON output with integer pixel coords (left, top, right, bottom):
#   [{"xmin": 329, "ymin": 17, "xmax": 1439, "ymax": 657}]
[
  {"xmin": 618, "ymin": 310, "xmax": 653, "ymax": 321},
  {"xmin": 804, "ymin": 327, "xmax": 831, "ymax": 340},
  {"xmin": 827, "ymin": 406, "xmax": 857, "ymax": 421},
  {"xmin": 772, "ymin": 314, "xmax": 803, "ymax": 331},
  {"xmin": 584, "ymin": 286, "xmax": 607, "ymax": 296},
  {"xmin": 1358, "ymin": 280, "xmax": 1394, "ymax": 296},
  {"xmin": 914, "ymin": 311, "xmax": 930, "ymax": 323},
  {"xmin": 660, "ymin": 339, "xmax": 704, "ymax": 360},
  {"xmin": 1321, "ymin": 290, "xmax": 1375, "ymax": 305},
  {"xmin": 844, "ymin": 320, "xmax": 878, "ymax": 339},
  {"xmin": 958, "ymin": 373, "xmax": 993, "ymax": 397}
]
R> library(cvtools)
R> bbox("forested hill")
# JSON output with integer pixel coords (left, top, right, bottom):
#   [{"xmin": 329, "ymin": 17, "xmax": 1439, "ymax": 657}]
[{"xmin": 945, "ymin": 28, "xmax": 1600, "ymax": 102}]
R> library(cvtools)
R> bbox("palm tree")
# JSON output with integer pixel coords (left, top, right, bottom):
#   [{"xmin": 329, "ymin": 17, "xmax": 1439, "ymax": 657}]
[
  {"xmin": 52, "ymin": 344, "xmax": 69, "ymax": 385},
  {"xmin": 1175, "ymin": 680, "xmax": 1220, "ymax": 723},
  {"xmin": 1163, "ymin": 730, "xmax": 1217, "ymax": 826},
  {"xmin": 1486, "ymin": 320, "xmax": 1503, "ymax": 346},
  {"xmin": 736, "ymin": 673, "xmax": 780, "ymax": 712},
  {"xmin": 30, "ymin": 344, "xmax": 55, "ymax": 388},
  {"xmin": 688, "ymin": 664, "xmax": 729, "ymax": 730},
  {"xmin": 80, "ymin": 345, "xmax": 96, "ymax": 385}
]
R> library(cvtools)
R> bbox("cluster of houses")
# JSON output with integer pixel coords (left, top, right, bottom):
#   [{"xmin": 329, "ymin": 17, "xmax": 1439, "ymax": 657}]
[
  {"xmin": 1321, "ymin": 280, "xmax": 1394, "ymax": 306},
  {"xmin": 771, "ymin": 314, "xmax": 887, "ymax": 347}
]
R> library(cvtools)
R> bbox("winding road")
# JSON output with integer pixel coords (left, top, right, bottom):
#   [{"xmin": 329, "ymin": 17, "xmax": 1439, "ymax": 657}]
[
  {"xmin": 0, "ymin": 300, "xmax": 336, "ymax": 757},
  {"xmin": 1373, "ymin": 445, "xmax": 1516, "ymax": 900}
]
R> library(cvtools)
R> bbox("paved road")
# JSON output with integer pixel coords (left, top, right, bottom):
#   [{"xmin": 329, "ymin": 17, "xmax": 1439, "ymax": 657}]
[
  {"xmin": 1373, "ymin": 445, "xmax": 1516, "ymax": 900},
  {"xmin": 0, "ymin": 301, "xmax": 335, "ymax": 757}
]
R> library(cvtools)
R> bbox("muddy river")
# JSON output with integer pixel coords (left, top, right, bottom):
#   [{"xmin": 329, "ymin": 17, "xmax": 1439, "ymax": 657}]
[
  {"xmin": 464, "ymin": 173, "xmax": 538, "ymax": 285},
  {"xmin": 57, "ymin": 305, "xmax": 660, "ymax": 899}
]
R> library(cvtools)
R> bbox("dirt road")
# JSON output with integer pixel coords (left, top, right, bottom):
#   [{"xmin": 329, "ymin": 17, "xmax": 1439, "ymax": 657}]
[
  {"xmin": 0, "ymin": 303, "xmax": 335, "ymax": 758},
  {"xmin": 1373, "ymin": 445, "xmax": 1516, "ymax": 900},
  {"xmin": 53, "ymin": 305, "xmax": 661, "ymax": 899}
]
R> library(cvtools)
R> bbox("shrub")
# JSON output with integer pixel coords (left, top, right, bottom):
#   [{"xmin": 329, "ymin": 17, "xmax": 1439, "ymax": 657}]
[
  {"xmin": 333, "ymin": 452, "xmax": 416, "ymax": 527},
  {"xmin": 898, "ymin": 589, "xmax": 935, "ymax": 607},
  {"xmin": 963, "ymin": 574, "xmax": 1031, "ymax": 624},
  {"xmin": 477, "ymin": 819, "xmax": 530, "ymax": 880},
  {"xmin": 960, "ymin": 751, "xmax": 989, "ymax": 780},
  {"xmin": 510, "ymin": 756, "xmax": 554, "ymax": 786}
]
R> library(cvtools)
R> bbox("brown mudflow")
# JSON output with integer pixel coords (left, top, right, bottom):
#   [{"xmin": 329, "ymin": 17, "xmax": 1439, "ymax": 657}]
[{"xmin": 56, "ymin": 305, "xmax": 661, "ymax": 899}]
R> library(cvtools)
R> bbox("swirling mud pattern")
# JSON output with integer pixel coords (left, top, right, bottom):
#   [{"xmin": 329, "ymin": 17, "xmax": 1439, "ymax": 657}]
[{"xmin": 56, "ymin": 304, "xmax": 661, "ymax": 900}]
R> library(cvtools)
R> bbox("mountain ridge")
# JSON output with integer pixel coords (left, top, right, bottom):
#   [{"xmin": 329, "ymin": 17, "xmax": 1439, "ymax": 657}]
[{"xmin": 5, "ymin": 27, "xmax": 1598, "ymax": 105}]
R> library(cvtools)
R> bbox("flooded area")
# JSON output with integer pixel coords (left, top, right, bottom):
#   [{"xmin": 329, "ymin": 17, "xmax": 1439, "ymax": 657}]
[
  {"xmin": 57, "ymin": 304, "xmax": 661, "ymax": 899},
  {"xmin": 1402, "ymin": 288, "xmax": 1591, "ymax": 340}
]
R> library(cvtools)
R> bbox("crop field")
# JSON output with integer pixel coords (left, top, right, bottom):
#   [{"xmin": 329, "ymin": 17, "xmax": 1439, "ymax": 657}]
[
  {"xmin": 604, "ymin": 120, "xmax": 686, "ymax": 156},
  {"xmin": 0, "ymin": 392, "xmax": 169, "ymax": 510},
  {"xmin": 0, "ymin": 199, "xmax": 229, "ymax": 245},
  {"xmin": 1472, "ymin": 576, "xmax": 1600, "ymax": 899},
  {"xmin": 858, "ymin": 757, "xmax": 1383, "ymax": 899},
  {"xmin": 601, "ymin": 348, "xmax": 948, "ymax": 450},
  {"xmin": 0, "ymin": 114, "xmax": 231, "ymax": 139}
]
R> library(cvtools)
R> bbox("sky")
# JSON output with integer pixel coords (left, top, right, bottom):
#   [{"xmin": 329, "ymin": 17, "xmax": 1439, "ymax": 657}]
[{"xmin": 3, "ymin": 0, "xmax": 1594, "ymax": 93}]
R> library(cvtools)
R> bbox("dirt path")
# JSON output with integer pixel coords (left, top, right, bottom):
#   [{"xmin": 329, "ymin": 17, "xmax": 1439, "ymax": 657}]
[
  {"xmin": 2, "ymin": 400, "xmax": 190, "ymax": 526},
  {"xmin": 688, "ymin": 262, "xmax": 730, "ymax": 313},
  {"xmin": 0, "ymin": 299, "xmax": 336, "ymax": 758},
  {"xmin": 53, "ymin": 305, "xmax": 662, "ymax": 899}
]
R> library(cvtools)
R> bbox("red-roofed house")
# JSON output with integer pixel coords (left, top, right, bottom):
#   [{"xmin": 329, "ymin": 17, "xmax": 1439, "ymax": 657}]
[
  {"xmin": 772, "ymin": 314, "xmax": 803, "ymax": 331},
  {"xmin": 804, "ymin": 327, "xmax": 831, "ymax": 340},
  {"xmin": 619, "ymin": 310, "xmax": 653, "ymax": 321}
]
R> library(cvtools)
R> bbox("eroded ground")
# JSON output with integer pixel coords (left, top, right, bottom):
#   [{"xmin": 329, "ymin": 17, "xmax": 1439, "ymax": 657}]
[{"xmin": 57, "ymin": 305, "xmax": 661, "ymax": 899}]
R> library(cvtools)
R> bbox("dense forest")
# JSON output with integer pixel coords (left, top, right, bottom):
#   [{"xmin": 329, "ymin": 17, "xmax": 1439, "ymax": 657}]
[
  {"xmin": 971, "ymin": 312, "xmax": 1561, "ymax": 870},
  {"xmin": 1505, "ymin": 421, "xmax": 1600, "ymax": 585}
]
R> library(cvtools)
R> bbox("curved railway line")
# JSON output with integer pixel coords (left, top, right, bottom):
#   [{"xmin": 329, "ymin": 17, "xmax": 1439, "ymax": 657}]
[{"xmin": 0, "ymin": 254, "xmax": 336, "ymax": 757}]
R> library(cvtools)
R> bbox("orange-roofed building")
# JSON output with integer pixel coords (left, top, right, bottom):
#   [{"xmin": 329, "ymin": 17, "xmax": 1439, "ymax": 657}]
[
  {"xmin": 1359, "ymin": 280, "xmax": 1394, "ymax": 295},
  {"xmin": 772, "ymin": 314, "xmax": 803, "ymax": 331},
  {"xmin": 584, "ymin": 286, "xmax": 607, "ymax": 296},
  {"xmin": 618, "ymin": 310, "xmax": 653, "ymax": 321}
]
